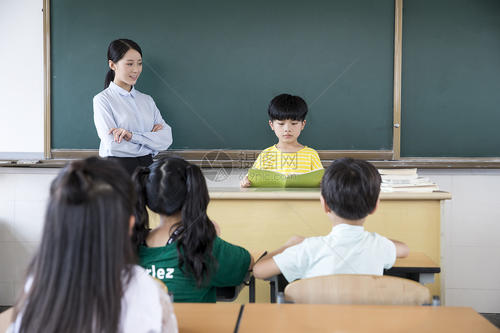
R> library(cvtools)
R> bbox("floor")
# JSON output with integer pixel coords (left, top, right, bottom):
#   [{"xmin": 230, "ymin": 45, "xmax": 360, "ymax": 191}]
[{"xmin": 481, "ymin": 313, "xmax": 500, "ymax": 329}]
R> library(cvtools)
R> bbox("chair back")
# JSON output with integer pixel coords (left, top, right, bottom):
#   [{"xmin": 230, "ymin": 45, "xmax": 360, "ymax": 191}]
[{"xmin": 284, "ymin": 274, "xmax": 431, "ymax": 305}]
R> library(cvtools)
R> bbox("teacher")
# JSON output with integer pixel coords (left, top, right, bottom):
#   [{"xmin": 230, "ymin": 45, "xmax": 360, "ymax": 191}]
[{"xmin": 93, "ymin": 39, "xmax": 172, "ymax": 175}]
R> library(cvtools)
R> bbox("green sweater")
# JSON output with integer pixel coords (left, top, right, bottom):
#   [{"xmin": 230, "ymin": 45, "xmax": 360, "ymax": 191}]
[{"xmin": 139, "ymin": 237, "xmax": 250, "ymax": 302}]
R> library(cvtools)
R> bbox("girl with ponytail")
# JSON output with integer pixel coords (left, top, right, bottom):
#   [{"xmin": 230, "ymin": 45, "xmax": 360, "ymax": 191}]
[
  {"xmin": 8, "ymin": 157, "xmax": 178, "ymax": 333},
  {"xmin": 93, "ymin": 39, "xmax": 173, "ymax": 176},
  {"xmin": 133, "ymin": 156, "xmax": 253, "ymax": 302}
]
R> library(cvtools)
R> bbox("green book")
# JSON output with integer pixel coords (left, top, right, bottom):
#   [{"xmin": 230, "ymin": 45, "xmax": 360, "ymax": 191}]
[{"xmin": 248, "ymin": 168, "xmax": 325, "ymax": 188}]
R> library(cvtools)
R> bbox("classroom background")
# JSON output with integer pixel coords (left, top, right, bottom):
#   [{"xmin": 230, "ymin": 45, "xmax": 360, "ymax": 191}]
[{"xmin": 0, "ymin": 0, "xmax": 499, "ymax": 316}]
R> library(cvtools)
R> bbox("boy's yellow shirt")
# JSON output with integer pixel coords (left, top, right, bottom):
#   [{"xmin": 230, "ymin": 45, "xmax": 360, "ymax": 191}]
[{"xmin": 252, "ymin": 145, "xmax": 323, "ymax": 175}]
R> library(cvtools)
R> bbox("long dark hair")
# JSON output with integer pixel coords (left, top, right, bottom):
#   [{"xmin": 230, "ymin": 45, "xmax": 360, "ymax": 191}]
[
  {"xmin": 105, "ymin": 39, "xmax": 142, "ymax": 88},
  {"xmin": 133, "ymin": 156, "xmax": 217, "ymax": 287},
  {"xmin": 13, "ymin": 157, "xmax": 136, "ymax": 333}
]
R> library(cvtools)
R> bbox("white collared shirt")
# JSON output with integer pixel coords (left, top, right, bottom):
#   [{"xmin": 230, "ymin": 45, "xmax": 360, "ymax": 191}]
[
  {"xmin": 93, "ymin": 82, "xmax": 173, "ymax": 157},
  {"xmin": 273, "ymin": 224, "xmax": 396, "ymax": 282}
]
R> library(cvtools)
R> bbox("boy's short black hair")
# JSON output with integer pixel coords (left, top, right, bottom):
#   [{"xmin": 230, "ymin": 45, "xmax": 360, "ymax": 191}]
[
  {"xmin": 321, "ymin": 158, "xmax": 381, "ymax": 220},
  {"xmin": 268, "ymin": 94, "xmax": 308, "ymax": 121}
]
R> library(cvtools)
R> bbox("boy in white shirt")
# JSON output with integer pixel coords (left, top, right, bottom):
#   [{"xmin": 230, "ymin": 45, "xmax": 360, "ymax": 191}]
[{"xmin": 253, "ymin": 158, "xmax": 409, "ymax": 282}]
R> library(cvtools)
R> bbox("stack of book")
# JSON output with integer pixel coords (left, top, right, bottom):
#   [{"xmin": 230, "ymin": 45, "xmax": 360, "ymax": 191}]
[{"xmin": 378, "ymin": 168, "xmax": 439, "ymax": 193}]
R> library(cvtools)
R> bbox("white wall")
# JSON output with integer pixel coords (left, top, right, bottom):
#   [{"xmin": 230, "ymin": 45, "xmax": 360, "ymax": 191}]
[
  {"xmin": 0, "ymin": 168, "xmax": 57, "ymax": 305},
  {"xmin": 0, "ymin": 0, "xmax": 499, "ymax": 314},
  {"xmin": 0, "ymin": 0, "xmax": 44, "ymax": 158},
  {"xmin": 420, "ymin": 170, "xmax": 500, "ymax": 312}
]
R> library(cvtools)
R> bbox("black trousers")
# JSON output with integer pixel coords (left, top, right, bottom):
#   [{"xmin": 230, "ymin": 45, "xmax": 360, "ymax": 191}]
[{"xmin": 108, "ymin": 155, "xmax": 153, "ymax": 177}]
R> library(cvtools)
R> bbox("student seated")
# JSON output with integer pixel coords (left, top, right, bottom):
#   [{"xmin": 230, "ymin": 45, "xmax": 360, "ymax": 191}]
[
  {"xmin": 241, "ymin": 93, "xmax": 323, "ymax": 187},
  {"xmin": 8, "ymin": 158, "xmax": 177, "ymax": 333},
  {"xmin": 133, "ymin": 157, "xmax": 254, "ymax": 302},
  {"xmin": 253, "ymin": 158, "xmax": 409, "ymax": 282}
]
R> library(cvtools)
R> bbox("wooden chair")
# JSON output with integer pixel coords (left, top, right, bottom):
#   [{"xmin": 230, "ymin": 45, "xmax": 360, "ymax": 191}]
[{"xmin": 284, "ymin": 274, "xmax": 431, "ymax": 305}]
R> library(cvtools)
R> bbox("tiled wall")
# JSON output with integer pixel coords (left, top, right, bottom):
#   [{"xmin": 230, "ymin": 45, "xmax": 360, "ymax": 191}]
[
  {"xmin": 1, "ymin": 167, "xmax": 499, "ymax": 313},
  {"xmin": 0, "ymin": 168, "xmax": 58, "ymax": 305},
  {"xmin": 420, "ymin": 170, "xmax": 500, "ymax": 313}
]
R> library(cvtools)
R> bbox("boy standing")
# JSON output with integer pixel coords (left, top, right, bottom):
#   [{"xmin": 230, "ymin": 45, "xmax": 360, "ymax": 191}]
[
  {"xmin": 253, "ymin": 158, "xmax": 409, "ymax": 282},
  {"xmin": 241, "ymin": 94, "xmax": 323, "ymax": 187}
]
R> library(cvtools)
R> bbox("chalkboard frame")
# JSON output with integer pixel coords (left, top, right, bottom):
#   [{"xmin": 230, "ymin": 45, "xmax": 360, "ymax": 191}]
[
  {"xmin": 40, "ymin": 0, "xmax": 500, "ymax": 167},
  {"xmin": 42, "ymin": 0, "xmax": 401, "ymax": 163}
]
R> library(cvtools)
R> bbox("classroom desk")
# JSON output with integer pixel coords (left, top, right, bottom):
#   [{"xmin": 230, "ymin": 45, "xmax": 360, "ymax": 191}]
[
  {"xmin": 0, "ymin": 308, "xmax": 13, "ymax": 333},
  {"xmin": 237, "ymin": 304, "xmax": 499, "ymax": 333},
  {"xmin": 173, "ymin": 303, "xmax": 242, "ymax": 333},
  {"xmin": 385, "ymin": 251, "xmax": 441, "ymax": 284},
  {"xmin": 267, "ymin": 252, "xmax": 441, "ymax": 303},
  {"xmin": 207, "ymin": 188, "xmax": 451, "ymax": 302}
]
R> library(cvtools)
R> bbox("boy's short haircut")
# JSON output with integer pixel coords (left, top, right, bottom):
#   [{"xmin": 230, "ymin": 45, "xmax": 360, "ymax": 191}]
[
  {"xmin": 321, "ymin": 158, "xmax": 381, "ymax": 220},
  {"xmin": 268, "ymin": 94, "xmax": 308, "ymax": 121}
]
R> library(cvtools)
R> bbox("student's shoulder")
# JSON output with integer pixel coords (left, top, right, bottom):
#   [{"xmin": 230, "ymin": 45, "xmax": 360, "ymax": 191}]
[
  {"xmin": 121, "ymin": 266, "xmax": 167, "ymax": 331},
  {"xmin": 131, "ymin": 265, "xmax": 154, "ymax": 280},
  {"xmin": 364, "ymin": 231, "xmax": 395, "ymax": 248},
  {"xmin": 257, "ymin": 145, "xmax": 279, "ymax": 157},
  {"xmin": 127, "ymin": 265, "xmax": 162, "ymax": 293},
  {"xmin": 260, "ymin": 145, "xmax": 278, "ymax": 153},
  {"xmin": 300, "ymin": 235, "xmax": 324, "ymax": 250},
  {"xmin": 212, "ymin": 237, "xmax": 250, "ymax": 256},
  {"xmin": 213, "ymin": 236, "xmax": 246, "ymax": 249},
  {"xmin": 301, "ymin": 146, "xmax": 320, "ymax": 155},
  {"xmin": 282, "ymin": 235, "xmax": 319, "ymax": 255}
]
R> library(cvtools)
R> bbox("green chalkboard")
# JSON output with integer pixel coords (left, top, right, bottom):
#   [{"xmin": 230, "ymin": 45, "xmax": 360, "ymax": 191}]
[
  {"xmin": 401, "ymin": 0, "xmax": 500, "ymax": 157},
  {"xmin": 50, "ymin": 0, "xmax": 395, "ymax": 151}
]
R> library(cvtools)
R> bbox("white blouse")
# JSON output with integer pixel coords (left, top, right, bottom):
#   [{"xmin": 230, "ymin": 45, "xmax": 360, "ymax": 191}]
[{"xmin": 93, "ymin": 82, "xmax": 173, "ymax": 157}]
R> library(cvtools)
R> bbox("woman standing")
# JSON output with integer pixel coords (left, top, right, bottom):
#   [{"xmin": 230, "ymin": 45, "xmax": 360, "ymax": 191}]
[{"xmin": 93, "ymin": 39, "xmax": 172, "ymax": 175}]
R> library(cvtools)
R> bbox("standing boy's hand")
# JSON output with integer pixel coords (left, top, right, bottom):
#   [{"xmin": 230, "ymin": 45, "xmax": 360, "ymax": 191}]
[{"xmin": 240, "ymin": 175, "xmax": 251, "ymax": 188}]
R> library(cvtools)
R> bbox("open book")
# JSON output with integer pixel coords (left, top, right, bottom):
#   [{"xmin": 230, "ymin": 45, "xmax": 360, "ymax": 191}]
[{"xmin": 248, "ymin": 168, "xmax": 325, "ymax": 188}]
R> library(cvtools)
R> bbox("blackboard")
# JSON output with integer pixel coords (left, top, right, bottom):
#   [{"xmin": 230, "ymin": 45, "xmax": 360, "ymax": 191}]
[
  {"xmin": 401, "ymin": 0, "xmax": 500, "ymax": 157},
  {"xmin": 50, "ymin": 0, "xmax": 395, "ymax": 151}
]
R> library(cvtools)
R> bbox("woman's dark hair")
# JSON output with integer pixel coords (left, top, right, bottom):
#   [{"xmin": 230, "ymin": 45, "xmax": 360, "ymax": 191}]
[
  {"xmin": 105, "ymin": 39, "xmax": 142, "ymax": 88},
  {"xmin": 268, "ymin": 93, "xmax": 308, "ymax": 121},
  {"xmin": 133, "ymin": 156, "xmax": 217, "ymax": 287},
  {"xmin": 14, "ymin": 157, "xmax": 136, "ymax": 333},
  {"xmin": 321, "ymin": 158, "xmax": 381, "ymax": 220}
]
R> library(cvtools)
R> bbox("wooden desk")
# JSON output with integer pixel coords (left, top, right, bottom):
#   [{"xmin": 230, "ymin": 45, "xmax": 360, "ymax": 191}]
[
  {"xmin": 173, "ymin": 303, "xmax": 242, "ymax": 333},
  {"xmin": 237, "ymin": 304, "xmax": 498, "ymax": 333},
  {"xmin": 386, "ymin": 252, "xmax": 441, "ymax": 284},
  {"xmin": 0, "ymin": 308, "xmax": 13, "ymax": 333},
  {"xmin": 208, "ymin": 188, "xmax": 451, "ymax": 302}
]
